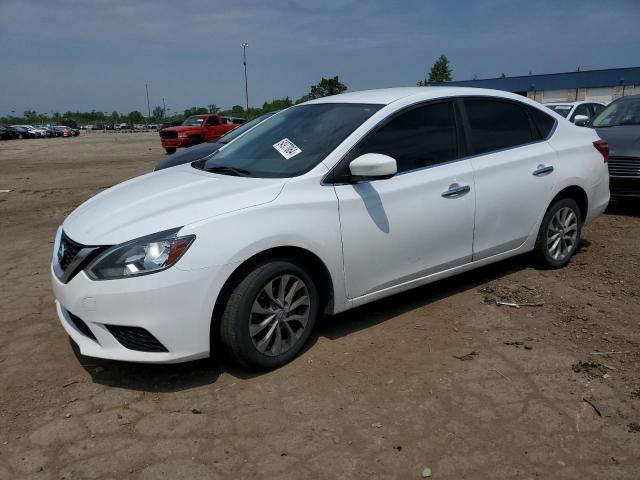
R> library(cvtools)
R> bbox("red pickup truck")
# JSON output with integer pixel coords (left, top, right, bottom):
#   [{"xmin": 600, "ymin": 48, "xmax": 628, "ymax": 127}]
[{"xmin": 159, "ymin": 114, "xmax": 245, "ymax": 154}]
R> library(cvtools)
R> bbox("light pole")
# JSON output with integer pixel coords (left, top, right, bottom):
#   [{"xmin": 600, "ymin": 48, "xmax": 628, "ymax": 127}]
[
  {"xmin": 241, "ymin": 43, "xmax": 249, "ymax": 117},
  {"xmin": 145, "ymin": 83, "xmax": 151, "ymax": 125}
]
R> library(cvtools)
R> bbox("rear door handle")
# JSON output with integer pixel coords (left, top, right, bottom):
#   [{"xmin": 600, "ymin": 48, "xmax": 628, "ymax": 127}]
[
  {"xmin": 533, "ymin": 164, "xmax": 554, "ymax": 176},
  {"xmin": 441, "ymin": 183, "xmax": 471, "ymax": 198}
]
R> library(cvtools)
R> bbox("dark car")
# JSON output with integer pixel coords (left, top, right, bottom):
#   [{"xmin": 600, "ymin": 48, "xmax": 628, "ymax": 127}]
[
  {"xmin": 13, "ymin": 126, "xmax": 36, "ymax": 139},
  {"xmin": 0, "ymin": 126, "xmax": 20, "ymax": 140},
  {"xmin": 154, "ymin": 111, "xmax": 279, "ymax": 171},
  {"xmin": 591, "ymin": 95, "xmax": 640, "ymax": 197}
]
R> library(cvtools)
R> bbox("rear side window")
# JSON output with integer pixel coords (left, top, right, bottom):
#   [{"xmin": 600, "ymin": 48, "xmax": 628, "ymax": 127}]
[
  {"xmin": 526, "ymin": 106, "xmax": 556, "ymax": 139},
  {"xmin": 358, "ymin": 101, "xmax": 458, "ymax": 173},
  {"xmin": 205, "ymin": 116, "xmax": 219, "ymax": 126},
  {"xmin": 464, "ymin": 99, "xmax": 534, "ymax": 155}
]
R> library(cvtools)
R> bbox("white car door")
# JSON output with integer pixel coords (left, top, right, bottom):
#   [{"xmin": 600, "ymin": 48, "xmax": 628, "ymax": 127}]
[
  {"xmin": 461, "ymin": 98, "xmax": 557, "ymax": 260},
  {"xmin": 333, "ymin": 101, "xmax": 476, "ymax": 299}
]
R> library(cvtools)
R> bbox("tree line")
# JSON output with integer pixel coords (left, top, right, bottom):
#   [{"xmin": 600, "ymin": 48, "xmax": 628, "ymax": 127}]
[{"xmin": 2, "ymin": 56, "xmax": 486, "ymax": 126}]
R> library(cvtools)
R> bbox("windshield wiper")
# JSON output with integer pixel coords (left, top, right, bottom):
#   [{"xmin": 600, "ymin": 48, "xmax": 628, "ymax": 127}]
[{"xmin": 205, "ymin": 165, "xmax": 252, "ymax": 176}]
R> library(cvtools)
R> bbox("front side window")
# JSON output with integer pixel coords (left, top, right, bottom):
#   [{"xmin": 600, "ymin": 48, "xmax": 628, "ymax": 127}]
[
  {"xmin": 357, "ymin": 102, "xmax": 457, "ymax": 173},
  {"xmin": 205, "ymin": 116, "xmax": 219, "ymax": 126},
  {"xmin": 465, "ymin": 99, "xmax": 534, "ymax": 155},
  {"xmin": 196, "ymin": 103, "xmax": 381, "ymax": 178},
  {"xmin": 571, "ymin": 103, "xmax": 591, "ymax": 121}
]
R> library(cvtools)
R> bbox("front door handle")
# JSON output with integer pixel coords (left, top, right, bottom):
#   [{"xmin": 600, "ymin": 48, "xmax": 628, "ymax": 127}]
[
  {"xmin": 442, "ymin": 183, "xmax": 471, "ymax": 198},
  {"xmin": 533, "ymin": 164, "xmax": 554, "ymax": 176}
]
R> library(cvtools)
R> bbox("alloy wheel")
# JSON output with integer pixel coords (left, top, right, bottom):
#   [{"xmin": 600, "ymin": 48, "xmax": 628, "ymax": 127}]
[
  {"xmin": 546, "ymin": 206, "xmax": 578, "ymax": 261},
  {"xmin": 249, "ymin": 274, "xmax": 311, "ymax": 357}
]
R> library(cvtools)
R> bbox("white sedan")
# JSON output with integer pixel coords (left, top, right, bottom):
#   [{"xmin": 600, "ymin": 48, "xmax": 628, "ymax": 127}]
[
  {"xmin": 545, "ymin": 101, "xmax": 605, "ymax": 126},
  {"xmin": 51, "ymin": 87, "xmax": 610, "ymax": 369}
]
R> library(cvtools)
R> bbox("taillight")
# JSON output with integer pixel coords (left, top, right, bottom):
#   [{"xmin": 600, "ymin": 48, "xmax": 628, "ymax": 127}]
[{"xmin": 593, "ymin": 139, "xmax": 609, "ymax": 163}]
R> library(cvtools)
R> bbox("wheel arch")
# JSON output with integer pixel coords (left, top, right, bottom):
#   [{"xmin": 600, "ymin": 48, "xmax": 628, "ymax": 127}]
[
  {"xmin": 209, "ymin": 246, "xmax": 335, "ymax": 348},
  {"xmin": 549, "ymin": 185, "xmax": 588, "ymax": 221}
]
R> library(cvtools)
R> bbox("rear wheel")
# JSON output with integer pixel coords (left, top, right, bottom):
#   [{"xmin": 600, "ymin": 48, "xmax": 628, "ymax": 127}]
[
  {"xmin": 220, "ymin": 260, "xmax": 319, "ymax": 370},
  {"xmin": 164, "ymin": 148, "xmax": 176, "ymax": 154},
  {"xmin": 533, "ymin": 197, "xmax": 582, "ymax": 268}
]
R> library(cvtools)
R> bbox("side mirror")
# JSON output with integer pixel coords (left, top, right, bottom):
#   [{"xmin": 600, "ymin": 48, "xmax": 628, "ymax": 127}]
[
  {"xmin": 349, "ymin": 153, "xmax": 397, "ymax": 181},
  {"xmin": 573, "ymin": 115, "xmax": 589, "ymax": 127}
]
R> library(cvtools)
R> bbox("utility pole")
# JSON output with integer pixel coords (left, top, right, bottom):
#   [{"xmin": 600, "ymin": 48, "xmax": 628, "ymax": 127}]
[
  {"xmin": 145, "ymin": 83, "xmax": 151, "ymax": 125},
  {"xmin": 241, "ymin": 43, "xmax": 249, "ymax": 117}
]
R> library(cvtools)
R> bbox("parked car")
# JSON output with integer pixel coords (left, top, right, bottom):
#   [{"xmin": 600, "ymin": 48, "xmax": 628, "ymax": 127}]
[
  {"xmin": 55, "ymin": 126, "xmax": 73, "ymax": 137},
  {"xmin": 45, "ymin": 126, "xmax": 63, "ymax": 137},
  {"xmin": 13, "ymin": 125, "xmax": 48, "ymax": 137},
  {"xmin": 154, "ymin": 111, "xmax": 280, "ymax": 171},
  {"xmin": 589, "ymin": 94, "xmax": 640, "ymax": 197},
  {"xmin": 51, "ymin": 87, "xmax": 609, "ymax": 369},
  {"xmin": 11, "ymin": 126, "xmax": 36, "ymax": 139},
  {"xmin": 545, "ymin": 101, "xmax": 605, "ymax": 126},
  {"xmin": 159, "ymin": 114, "xmax": 246, "ymax": 154},
  {"xmin": 0, "ymin": 126, "xmax": 20, "ymax": 140}
]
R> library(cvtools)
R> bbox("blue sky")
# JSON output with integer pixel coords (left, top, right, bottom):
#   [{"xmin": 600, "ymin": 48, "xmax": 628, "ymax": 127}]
[{"xmin": 1, "ymin": 0, "xmax": 639, "ymax": 116}]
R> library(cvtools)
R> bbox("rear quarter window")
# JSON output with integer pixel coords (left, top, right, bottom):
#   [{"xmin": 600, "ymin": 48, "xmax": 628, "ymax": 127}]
[{"xmin": 526, "ymin": 106, "xmax": 556, "ymax": 139}]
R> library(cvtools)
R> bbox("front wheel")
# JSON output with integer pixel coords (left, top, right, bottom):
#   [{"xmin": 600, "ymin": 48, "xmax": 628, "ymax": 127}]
[
  {"xmin": 533, "ymin": 197, "xmax": 582, "ymax": 268},
  {"xmin": 220, "ymin": 260, "xmax": 320, "ymax": 370},
  {"xmin": 164, "ymin": 148, "xmax": 176, "ymax": 154}
]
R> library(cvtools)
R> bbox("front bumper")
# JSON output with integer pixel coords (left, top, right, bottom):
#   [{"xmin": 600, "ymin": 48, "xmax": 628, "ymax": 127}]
[
  {"xmin": 610, "ymin": 176, "xmax": 640, "ymax": 197},
  {"xmin": 161, "ymin": 138, "xmax": 189, "ymax": 149},
  {"xmin": 51, "ymin": 262, "xmax": 231, "ymax": 363}
]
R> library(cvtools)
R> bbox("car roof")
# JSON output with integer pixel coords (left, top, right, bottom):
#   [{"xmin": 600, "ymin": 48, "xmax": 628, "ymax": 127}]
[{"xmin": 304, "ymin": 86, "xmax": 547, "ymax": 106}]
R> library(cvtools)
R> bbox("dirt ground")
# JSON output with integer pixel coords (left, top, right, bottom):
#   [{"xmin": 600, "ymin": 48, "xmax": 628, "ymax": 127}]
[{"xmin": 1, "ymin": 132, "xmax": 639, "ymax": 479}]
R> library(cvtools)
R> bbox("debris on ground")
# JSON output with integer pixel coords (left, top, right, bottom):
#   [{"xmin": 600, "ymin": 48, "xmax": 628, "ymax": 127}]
[
  {"xmin": 453, "ymin": 351, "xmax": 478, "ymax": 361},
  {"xmin": 371, "ymin": 422, "xmax": 382, "ymax": 428},
  {"xmin": 191, "ymin": 408, "xmax": 202, "ymax": 414},
  {"xmin": 631, "ymin": 387, "xmax": 640, "ymax": 399},
  {"xmin": 421, "ymin": 466, "xmax": 432, "ymax": 477},
  {"xmin": 0, "ymin": 189, "xmax": 13, "ymax": 193},
  {"xmin": 495, "ymin": 300, "xmax": 544, "ymax": 308},
  {"xmin": 627, "ymin": 423, "xmax": 640, "ymax": 433},
  {"xmin": 583, "ymin": 397, "xmax": 607, "ymax": 417},
  {"xmin": 572, "ymin": 361, "xmax": 607, "ymax": 378}
]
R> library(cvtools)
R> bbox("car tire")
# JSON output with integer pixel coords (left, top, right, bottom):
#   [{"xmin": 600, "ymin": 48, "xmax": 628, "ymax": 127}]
[
  {"xmin": 533, "ymin": 197, "xmax": 582, "ymax": 269},
  {"xmin": 165, "ymin": 148, "xmax": 176, "ymax": 154},
  {"xmin": 220, "ymin": 260, "xmax": 320, "ymax": 370}
]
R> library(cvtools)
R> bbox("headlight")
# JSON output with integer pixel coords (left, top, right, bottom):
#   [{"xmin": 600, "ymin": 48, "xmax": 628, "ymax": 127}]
[
  {"xmin": 178, "ymin": 133, "xmax": 189, "ymax": 138},
  {"xmin": 85, "ymin": 228, "xmax": 195, "ymax": 280}
]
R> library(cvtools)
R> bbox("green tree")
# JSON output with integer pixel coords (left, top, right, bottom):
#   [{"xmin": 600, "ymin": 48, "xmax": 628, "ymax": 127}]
[
  {"xmin": 418, "ymin": 54, "xmax": 453, "ymax": 85},
  {"xmin": 152, "ymin": 106, "xmax": 165, "ymax": 122},
  {"xmin": 127, "ymin": 110, "xmax": 144, "ymax": 125},
  {"xmin": 183, "ymin": 107, "xmax": 208, "ymax": 117},
  {"xmin": 306, "ymin": 76, "xmax": 347, "ymax": 100},
  {"xmin": 261, "ymin": 97, "xmax": 293, "ymax": 113},
  {"xmin": 208, "ymin": 104, "xmax": 220, "ymax": 114},
  {"xmin": 23, "ymin": 110, "xmax": 38, "ymax": 124},
  {"xmin": 500, "ymin": 72, "xmax": 507, "ymax": 79}
]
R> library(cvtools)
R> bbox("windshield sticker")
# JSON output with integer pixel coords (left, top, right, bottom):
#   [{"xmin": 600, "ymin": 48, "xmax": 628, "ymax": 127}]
[{"xmin": 273, "ymin": 138, "xmax": 302, "ymax": 159}]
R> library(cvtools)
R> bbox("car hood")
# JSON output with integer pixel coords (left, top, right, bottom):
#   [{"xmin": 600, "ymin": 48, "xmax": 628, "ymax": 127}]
[
  {"xmin": 595, "ymin": 125, "xmax": 640, "ymax": 158},
  {"xmin": 62, "ymin": 165, "xmax": 287, "ymax": 245},
  {"xmin": 162, "ymin": 125, "xmax": 202, "ymax": 133}
]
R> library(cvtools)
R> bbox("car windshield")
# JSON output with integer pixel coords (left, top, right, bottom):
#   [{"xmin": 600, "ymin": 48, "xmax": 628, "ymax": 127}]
[
  {"xmin": 592, "ymin": 98, "xmax": 640, "ymax": 127},
  {"xmin": 218, "ymin": 112, "xmax": 277, "ymax": 144},
  {"xmin": 182, "ymin": 116, "xmax": 205, "ymax": 126},
  {"xmin": 195, "ymin": 103, "xmax": 382, "ymax": 178},
  {"xmin": 546, "ymin": 105, "xmax": 573, "ymax": 118}
]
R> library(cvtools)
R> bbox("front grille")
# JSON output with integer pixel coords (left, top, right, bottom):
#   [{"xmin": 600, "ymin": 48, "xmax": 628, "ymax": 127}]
[
  {"xmin": 68, "ymin": 311, "xmax": 97, "ymax": 341},
  {"xmin": 608, "ymin": 156, "xmax": 640, "ymax": 177},
  {"xmin": 59, "ymin": 233, "xmax": 83, "ymax": 271},
  {"xmin": 159, "ymin": 130, "xmax": 178, "ymax": 139},
  {"xmin": 106, "ymin": 325, "xmax": 168, "ymax": 352}
]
